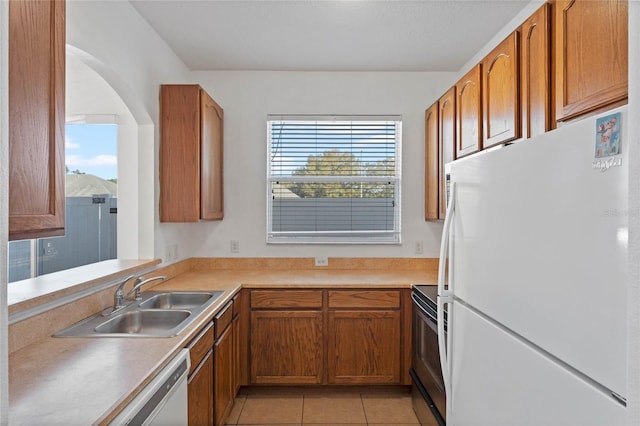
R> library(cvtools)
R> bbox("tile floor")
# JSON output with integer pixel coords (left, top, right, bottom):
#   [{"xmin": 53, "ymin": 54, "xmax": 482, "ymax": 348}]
[{"xmin": 225, "ymin": 390, "xmax": 420, "ymax": 425}]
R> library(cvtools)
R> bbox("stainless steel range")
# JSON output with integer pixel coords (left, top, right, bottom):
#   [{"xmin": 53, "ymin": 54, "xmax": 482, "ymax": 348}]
[{"xmin": 410, "ymin": 284, "xmax": 446, "ymax": 425}]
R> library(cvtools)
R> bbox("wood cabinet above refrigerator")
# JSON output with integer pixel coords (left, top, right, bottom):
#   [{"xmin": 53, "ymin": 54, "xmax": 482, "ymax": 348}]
[
  {"xmin": 554, "ymin": 0, "xmax": 628, "ymax": 122},
  {"xmin": 520, "ymin": 3, "xmax": 553, "ymax": 139},
  {"xmin": 456, "ymin": 65, "xmax": 482, "ymax": 158},
  {"xmin": 482, "ymin": 31, "xmax": 520, "ymax": 148}
]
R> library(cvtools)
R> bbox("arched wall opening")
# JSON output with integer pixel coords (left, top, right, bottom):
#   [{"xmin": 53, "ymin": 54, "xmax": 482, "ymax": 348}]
[{"xmin": 66, "ymin": 46, "xmax": 155, "ymax": 260}]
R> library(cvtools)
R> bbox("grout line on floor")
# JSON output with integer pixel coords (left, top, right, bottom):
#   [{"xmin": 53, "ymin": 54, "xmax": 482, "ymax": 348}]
[{"xmin": 359, "ymin": 393, "xmax": 370, "ymax": 425}]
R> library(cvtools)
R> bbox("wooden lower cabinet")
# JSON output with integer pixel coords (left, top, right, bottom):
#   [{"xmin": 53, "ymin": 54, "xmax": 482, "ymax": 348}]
[
  {"xmin": 188, "ymin": 350, "xmax": 214, "ymax": 426},
  {"xmin": 232, "ymin": 312, "xmax": 242, "ymax": 394},
  {"xmin": 214, "ymin": 325, "xmax": 234, "ymax": 426},
  {"xmin": 327, "ymin": 310, "xmax": 401, "ymax": 384},
  {"xmin": 248, "ymin": 288, "xmax": 408, "ymax": 386},
  {"xmin": 186, "ymin": 297, "xmax": 244, "ymax": 426},
  {"xmin": 187, "ymin": 322, "xmax": 214, "ymax": 425},
  {"xmin": 250, "ymin": 310, "xmax": 324, "ymax": 384}
]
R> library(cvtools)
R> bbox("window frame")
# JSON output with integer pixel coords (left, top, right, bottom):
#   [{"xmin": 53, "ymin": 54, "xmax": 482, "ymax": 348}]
[{"xmin": 266, "ymin": 114, "xmax": 402, "ymax": 245}]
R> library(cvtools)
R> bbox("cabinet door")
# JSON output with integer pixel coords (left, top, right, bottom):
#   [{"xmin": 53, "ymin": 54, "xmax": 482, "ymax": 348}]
[
  {"xmin": 425, "ymin": 102, "xmax": 439, "ymax": 221},
  {"xmin": 521, "ymin": 3, "xmax": 553, "ymax": 139},
  {"xmin": 188, "ymin": 350, "xmax": 214, "ymax": 426},
  {"xmin": 483, "ymin": 32, "xmax": 520, "ymax": 148},
  {"xmin": 200, "ymin": 91, "xmax": 224, "ymax": 220},
  {"xmin": 327, "ymin": 310, "xmax": 401, "ymax": 384},
  {"xmin": 232, "ymin": 314, "xmax": 241, "ymax": 394},
  {"xmin": 214, "ymin": 325, "xmax": 234, "ymax": 426},
  {"xmin": 438, "ymin": 88, "xmax": 455, "ymax": 219},
  {"xmin": 250, "ymin": 310, "xmax": 323, "ymax": 384},
  {"xmin": 555, "ymin": 0, "xmax": 627, "ymax": 122},
  {"xmin": 160, "ymin": 84, "xmax": 224, "ymax": 222},
  {"xmin": 160, "ymin": 84, "xmax": 201, "ymax": 222},
  {"xmin": 456, "ymin": 65, "xmax": 482, "ymax": 158},
  {"xmin": 9, "ymin": 0, "xmax": 65, "ymax": 240}
]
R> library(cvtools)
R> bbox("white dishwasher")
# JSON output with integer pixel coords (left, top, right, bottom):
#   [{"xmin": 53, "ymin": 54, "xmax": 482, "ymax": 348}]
[{"xmin": 110, "ymin": 349, "xmax": 190, "ymax": 426}]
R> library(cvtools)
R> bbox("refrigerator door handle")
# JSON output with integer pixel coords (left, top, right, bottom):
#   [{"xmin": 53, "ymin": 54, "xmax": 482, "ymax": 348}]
[
  {"xmin": 437, "ymin": 296, "xmax": 452, "ymax": 400},
  {"xmin": 437, "ymin": 182, "xmax": 455, "ymax": 401},
  {"xmin": 438, "ymin": 182, "xmax": 456, "ymax": 298}
]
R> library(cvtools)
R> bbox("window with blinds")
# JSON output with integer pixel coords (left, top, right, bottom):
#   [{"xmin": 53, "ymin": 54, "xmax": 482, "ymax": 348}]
[{"xmin": 267, "ymin": 115, "xmax": 401, "ymax": 244}]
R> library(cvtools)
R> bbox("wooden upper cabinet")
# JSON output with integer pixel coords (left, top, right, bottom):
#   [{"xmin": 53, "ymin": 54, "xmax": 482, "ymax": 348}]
[
  {"xmin": 200, "ymin": 91, "xmax": 224, "ymax": 220},
  {"xmin": 483, "ymin": 32, "xmax": 520, "ymax": 148},
  {"xmin": 555, "ymin": 0, "xmax": 628, "ymax": 122},
  {"xmin": 9, "ymin": 0, "xmax": 66, "ymax": 240},
  {"xmin": 438, "ymin": 88, "xmax": 455, "ymax": 219},
  {"xmin": 424, "ymin": 102, "xmax": 439, "ymax": 221},
  {"xmin": 521, "ymin": 3, "xmax": 553, "ymax": 139},
  {"xmin": 160, "ymin": 84, "xmax": 224, "ymax": 222},
  {"xmin": 456, "ymin": 65, "xmax": 482, "ymax": 158}
]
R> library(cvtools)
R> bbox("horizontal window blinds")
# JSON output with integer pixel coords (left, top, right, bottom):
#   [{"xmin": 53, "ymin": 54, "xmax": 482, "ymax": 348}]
[{"xmin": 267, "ymin": 116, "xmax": 401, "ymax": 243}]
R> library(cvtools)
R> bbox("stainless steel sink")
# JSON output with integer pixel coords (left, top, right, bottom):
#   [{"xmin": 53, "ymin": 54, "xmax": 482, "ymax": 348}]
[
  {"xmin": 94, "ymin": 310, "xmax": 191, "ymax": 334},
  {"xmin": 54, "ymin": 290, "xmax": 224, "ymax": 338},
  {"xmin": 138, "ymin": 291, "xmax": 219, "ymax": 310}
]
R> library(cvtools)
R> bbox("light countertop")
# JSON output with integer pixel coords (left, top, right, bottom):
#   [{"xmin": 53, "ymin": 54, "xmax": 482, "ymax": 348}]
[{"xmin": 9, "ymin": 262, "xmax": 437, "ymax": 425}]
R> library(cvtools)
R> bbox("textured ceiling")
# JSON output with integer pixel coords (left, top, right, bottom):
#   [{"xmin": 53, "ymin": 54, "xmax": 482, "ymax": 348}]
[{"xmin": 129, "ymin": 0, "xmax": 531, "ymax": 72}]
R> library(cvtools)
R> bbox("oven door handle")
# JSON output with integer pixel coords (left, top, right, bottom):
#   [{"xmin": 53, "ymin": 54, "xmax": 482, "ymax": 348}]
[{"xmin": 411, "ymin": 293, "xmax": 438, "ymax": 324}]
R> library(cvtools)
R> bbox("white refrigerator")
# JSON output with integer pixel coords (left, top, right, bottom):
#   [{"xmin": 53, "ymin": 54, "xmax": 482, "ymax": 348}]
[{"xmin": 437, "ymin": 106, "xmax": 628, "ymax": 425}]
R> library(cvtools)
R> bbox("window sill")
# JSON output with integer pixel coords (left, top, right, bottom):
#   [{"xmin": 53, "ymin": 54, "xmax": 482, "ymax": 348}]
[{"xmin": 8, "ymin": 259, "xmax": 161, "ymax": 321}]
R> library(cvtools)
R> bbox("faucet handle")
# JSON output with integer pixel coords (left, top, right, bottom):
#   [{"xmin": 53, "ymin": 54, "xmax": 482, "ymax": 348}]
[
  {"xmin": 113, "ymin": 274, "xmax": 137, "ymax": 311},
  {"xmin": 128, "ymin": 275, "xmax": 167, "ymax": 300}
]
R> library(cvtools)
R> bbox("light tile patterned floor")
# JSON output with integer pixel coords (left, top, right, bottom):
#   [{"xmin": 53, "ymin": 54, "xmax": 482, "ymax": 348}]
[{"xmin": 225, "ymin": 390, "xmax": 420, "ymax": 425}]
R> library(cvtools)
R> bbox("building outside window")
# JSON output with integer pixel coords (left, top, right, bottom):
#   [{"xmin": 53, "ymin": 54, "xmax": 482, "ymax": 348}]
[
  {"xmin": 267, "ymin": 115, "xmax": 401, "ymax": 244},
  {"xmin": 8, "ymin": 123, "xmax": 118, "ymax": 282}
]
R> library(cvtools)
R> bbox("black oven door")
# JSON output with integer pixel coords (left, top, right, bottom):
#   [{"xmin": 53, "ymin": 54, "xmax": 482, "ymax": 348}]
[{"xmin": 411, "ymin": 290, "xmax": 446, "ymax": 424}]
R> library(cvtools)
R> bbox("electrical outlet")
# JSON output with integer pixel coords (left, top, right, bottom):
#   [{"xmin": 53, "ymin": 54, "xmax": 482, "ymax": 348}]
[
  {"xmin": 172, "ymin": 244, "xmax": 179, "ymax": 260},
  {"xmin": 230, "ymin": 240, "xmax": 240, "ymax": 253},
  {"xmin": 415, "ymin": 240, "xmax": 424, "ymax": 254},
  {"xmin": 315, "ymin": 256, "xmax": 329, "ymax": 267},
  {"xmin": 164, "ymin": 245, "xmax": 172, "ymax": 261}
]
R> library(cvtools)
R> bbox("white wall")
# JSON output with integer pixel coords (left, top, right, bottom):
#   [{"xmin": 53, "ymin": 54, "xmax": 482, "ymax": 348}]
[
  {"xmin": 65, "ymin": 1, "xmax": 192, "ymax": 262},
  {"xmin": 186, "ymin": 71, "xmax": 454, "ymax": 258},
  {"xmin": 175, "ymin": 0, "xmax": 543, "ymax": 261},
  {"xmin": 457, "ymin": 0, "xmax": 546, "ymax": 83}
]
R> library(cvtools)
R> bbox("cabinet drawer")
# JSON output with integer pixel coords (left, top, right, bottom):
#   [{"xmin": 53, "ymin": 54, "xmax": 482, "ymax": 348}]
[
  {"xmin": 251, "ymin": 290, "xmax": 323, "ymax": 309},
  {"xmin": 215, "ymin": 301, "xmax": 233, "ymax": 339},
  {"xmin": 232, "ymin": 291, "xmax": 243, "ymax": 317},
  {"xmin": 187, "ymin": 322, "xmax": 214, "ymax": 375},
  {"xmin": 328, "ymin": 290, "xmax": 400, "ymax": 309}
]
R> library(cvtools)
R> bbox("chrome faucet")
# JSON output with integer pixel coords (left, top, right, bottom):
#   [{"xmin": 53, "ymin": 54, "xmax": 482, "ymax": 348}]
[
  {"xmin": 112, "ymin": 274, "xmax": 137, "ymax": 312},
  {"xmin": 126, "ymin": 275, "xmax": 167, "ymax": 301}
]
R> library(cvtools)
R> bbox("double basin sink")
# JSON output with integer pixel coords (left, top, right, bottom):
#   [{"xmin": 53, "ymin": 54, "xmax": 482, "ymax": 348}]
[{"xmin": 54, "ymin": 290, "xmax": 224, "ymax": 338}]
